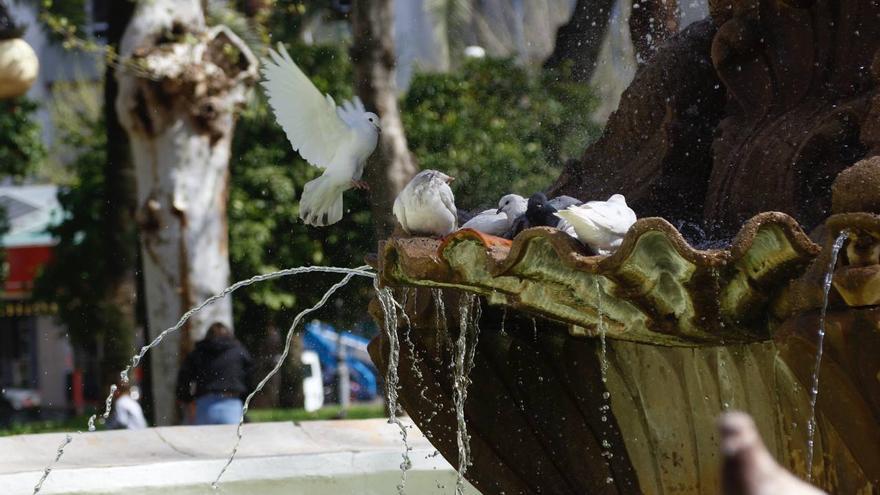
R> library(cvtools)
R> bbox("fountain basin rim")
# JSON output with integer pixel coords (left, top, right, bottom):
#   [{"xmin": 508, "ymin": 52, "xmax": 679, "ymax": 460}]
[{"xmin": 381, "ymin": 211, "xmax": 819, "ymax": 281}]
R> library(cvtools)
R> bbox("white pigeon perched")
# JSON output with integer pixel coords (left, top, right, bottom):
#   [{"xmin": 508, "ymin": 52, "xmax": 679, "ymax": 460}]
[
  {"xmin": 554, "ymin": 194, "xmax": 637, "ymax": 254},
  {"xmin": 261, "ymin": 43, "xmax": 381, "ymax": 226},
  {"xmin": 718, "ymin": 412, "xmax": 827, "ymax": 495},
  {"xmin": 393, "ymin": 170, "xmax": 457, "ymax": 237},
  {"xmin": 459, "ymin": 194, "xmax": 527, "ymax": 236}
]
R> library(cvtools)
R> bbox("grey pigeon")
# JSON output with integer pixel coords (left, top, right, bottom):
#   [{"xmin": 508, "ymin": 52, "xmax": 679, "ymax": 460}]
[
  {"xmin": 718, "ymin": 411, "xmax": 826, "ymax": 495},
  {"xmin": 393, "ymin": 170, "xmax": 457, "ymax": 237},
  {"xmin": 459, "ymin": 194, "xmax": 527, "ymax": 236}
]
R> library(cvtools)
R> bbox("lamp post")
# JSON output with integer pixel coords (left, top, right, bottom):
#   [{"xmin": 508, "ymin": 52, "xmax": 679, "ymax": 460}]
[{"xmin": 0, "ymin": 1, "xmax": 38, "ymax": 100}]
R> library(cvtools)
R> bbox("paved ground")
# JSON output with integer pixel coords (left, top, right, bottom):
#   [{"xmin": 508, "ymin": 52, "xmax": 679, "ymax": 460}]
[{"xmin": 0, "ymin": 418, "xmax": 479, "ymax": 494}]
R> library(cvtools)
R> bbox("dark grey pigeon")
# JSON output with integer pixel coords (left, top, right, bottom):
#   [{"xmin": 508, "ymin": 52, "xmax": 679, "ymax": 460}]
[{"xmin": 508, "ymin": 192, "xmax": 561, "ymax": 237}]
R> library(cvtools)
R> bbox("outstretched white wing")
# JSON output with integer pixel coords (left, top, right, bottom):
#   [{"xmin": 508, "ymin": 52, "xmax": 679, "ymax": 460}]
[{"xmin": 261, "ymin": 43, "xmax": 354, "ymax": 170}]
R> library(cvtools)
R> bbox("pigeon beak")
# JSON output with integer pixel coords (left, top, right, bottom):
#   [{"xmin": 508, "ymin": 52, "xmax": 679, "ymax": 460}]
[
  {"xmin": 446, "ymin": 176, "xmax": 455, "ymax": 183},
  {"xmin": 496, "ymin": 207, "xmax": 503, "ymax": 214}
]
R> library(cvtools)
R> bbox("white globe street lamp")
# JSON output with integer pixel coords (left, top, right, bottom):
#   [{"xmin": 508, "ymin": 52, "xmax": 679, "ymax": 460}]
[{"xmin": 0, "ymin": 3, "xmax": 38, "ymax": 100}]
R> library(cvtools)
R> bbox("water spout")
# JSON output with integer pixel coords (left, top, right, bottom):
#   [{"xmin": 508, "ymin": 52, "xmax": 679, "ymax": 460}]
[{"xmin": 805, "ymin": 230, "xmax": 849, "ymax": 481}]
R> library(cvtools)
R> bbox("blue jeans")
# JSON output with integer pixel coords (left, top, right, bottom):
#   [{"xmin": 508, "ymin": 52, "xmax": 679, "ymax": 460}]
[{"xmin": 194, "ymin": 394, "xmax": 243, "ymax": 425}]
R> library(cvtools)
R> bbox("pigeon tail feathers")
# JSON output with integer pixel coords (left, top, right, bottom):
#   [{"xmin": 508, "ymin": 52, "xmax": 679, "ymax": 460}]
[{"xmin": 300, "ymin": 175, "xmax": 344, "ymax": 226}]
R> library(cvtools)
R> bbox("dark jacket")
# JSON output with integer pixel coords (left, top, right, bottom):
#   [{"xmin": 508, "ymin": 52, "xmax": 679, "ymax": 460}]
[{"xmin": 175, "ymin": 336, "xmax": 254, "ymax": 402}]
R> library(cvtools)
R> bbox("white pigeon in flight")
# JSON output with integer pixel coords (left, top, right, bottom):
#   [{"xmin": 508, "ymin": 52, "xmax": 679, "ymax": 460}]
[
  {"xmin": 554, "ymin": 194, "xmax": 637, "ymax": 254},
  {"xmin": 261, "ymin": 43, "xmax": 381, "ymax": 226},
  {"xmin": 459, "ymin": 194, "xmax": 528, "ymax": 236},
  {"xmin": 393, "ymin": 170, "xmax": 457, "ymax": 237}
]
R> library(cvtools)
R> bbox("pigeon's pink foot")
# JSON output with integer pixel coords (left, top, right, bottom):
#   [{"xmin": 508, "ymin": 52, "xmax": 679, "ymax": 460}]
[{"xmin": 351, "ymin": 180, "xmax": 370, "ymax": 190}]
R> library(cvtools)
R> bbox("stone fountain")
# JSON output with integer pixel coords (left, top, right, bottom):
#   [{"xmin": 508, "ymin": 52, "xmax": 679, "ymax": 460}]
[{"xmin": 369, "ymin": 1, "xmax": 880, "ymax": 493}]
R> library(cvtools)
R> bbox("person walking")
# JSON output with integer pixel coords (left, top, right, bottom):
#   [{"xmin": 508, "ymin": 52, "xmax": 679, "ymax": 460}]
[{"xmin": 175, "ymin": 322, "xmax": 254, "ymax": 425}]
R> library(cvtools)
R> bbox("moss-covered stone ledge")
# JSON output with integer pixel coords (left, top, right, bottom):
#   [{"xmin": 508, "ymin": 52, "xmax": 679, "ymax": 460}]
[{"xmin": 379, "ymin": 212, "xmax": 819, "ymax": 346}]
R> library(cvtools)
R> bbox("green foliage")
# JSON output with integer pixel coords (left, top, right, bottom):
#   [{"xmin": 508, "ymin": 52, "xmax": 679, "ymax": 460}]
[
  {"xmin": 0, "ymin": 413, "xmax": 93, "ymax": 437},
  {"xmin": 0, "ymin": 98, "xmax": 45, "ymax": 180},
  {"xmin": 402, "ymin": 57, "xmax": 600, "ymax": 210},
  {"xmin": 0, "ymin": 403, "xmax": 385, "ymax": 436},
  {"xmin": 32, "ymin": 113, "xmax": 127, "ymax": 349},
  {"xmin": 262, "ymin": 0, "xmax": 337, "ymax": 41}
]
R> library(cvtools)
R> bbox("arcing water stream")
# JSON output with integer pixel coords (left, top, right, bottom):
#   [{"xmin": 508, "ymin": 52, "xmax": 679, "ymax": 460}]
[
  {"xmin": 805, "ymin": 230, "xmax": 849, "ymax": 482},
  {"xmin": 33, "ymin": 265, "xmax": 376, "ymax": 494},
  {"xmin": 212, "ymin": 269, "xmax": 371, "ymax": 488}
]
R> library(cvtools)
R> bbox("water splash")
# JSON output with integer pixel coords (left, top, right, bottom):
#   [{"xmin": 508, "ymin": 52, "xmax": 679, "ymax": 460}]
[
  {"xmin": 374, "ymin": 282, "xmax": 412, "ymax": 494},
  {"xmin": 453, "ymin": 293, "xmax": 480, "ymax": 495},
  {"xmin": 805, "ymin": 230, "xmax": 849, "ymax": 481},
  {"xmin": 213, "ymin": 269, "xmax": 372, "ymax": 488},
  {"xmin": 32, "ymin": 434, "xmax": 72, "ymax": 494}
]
